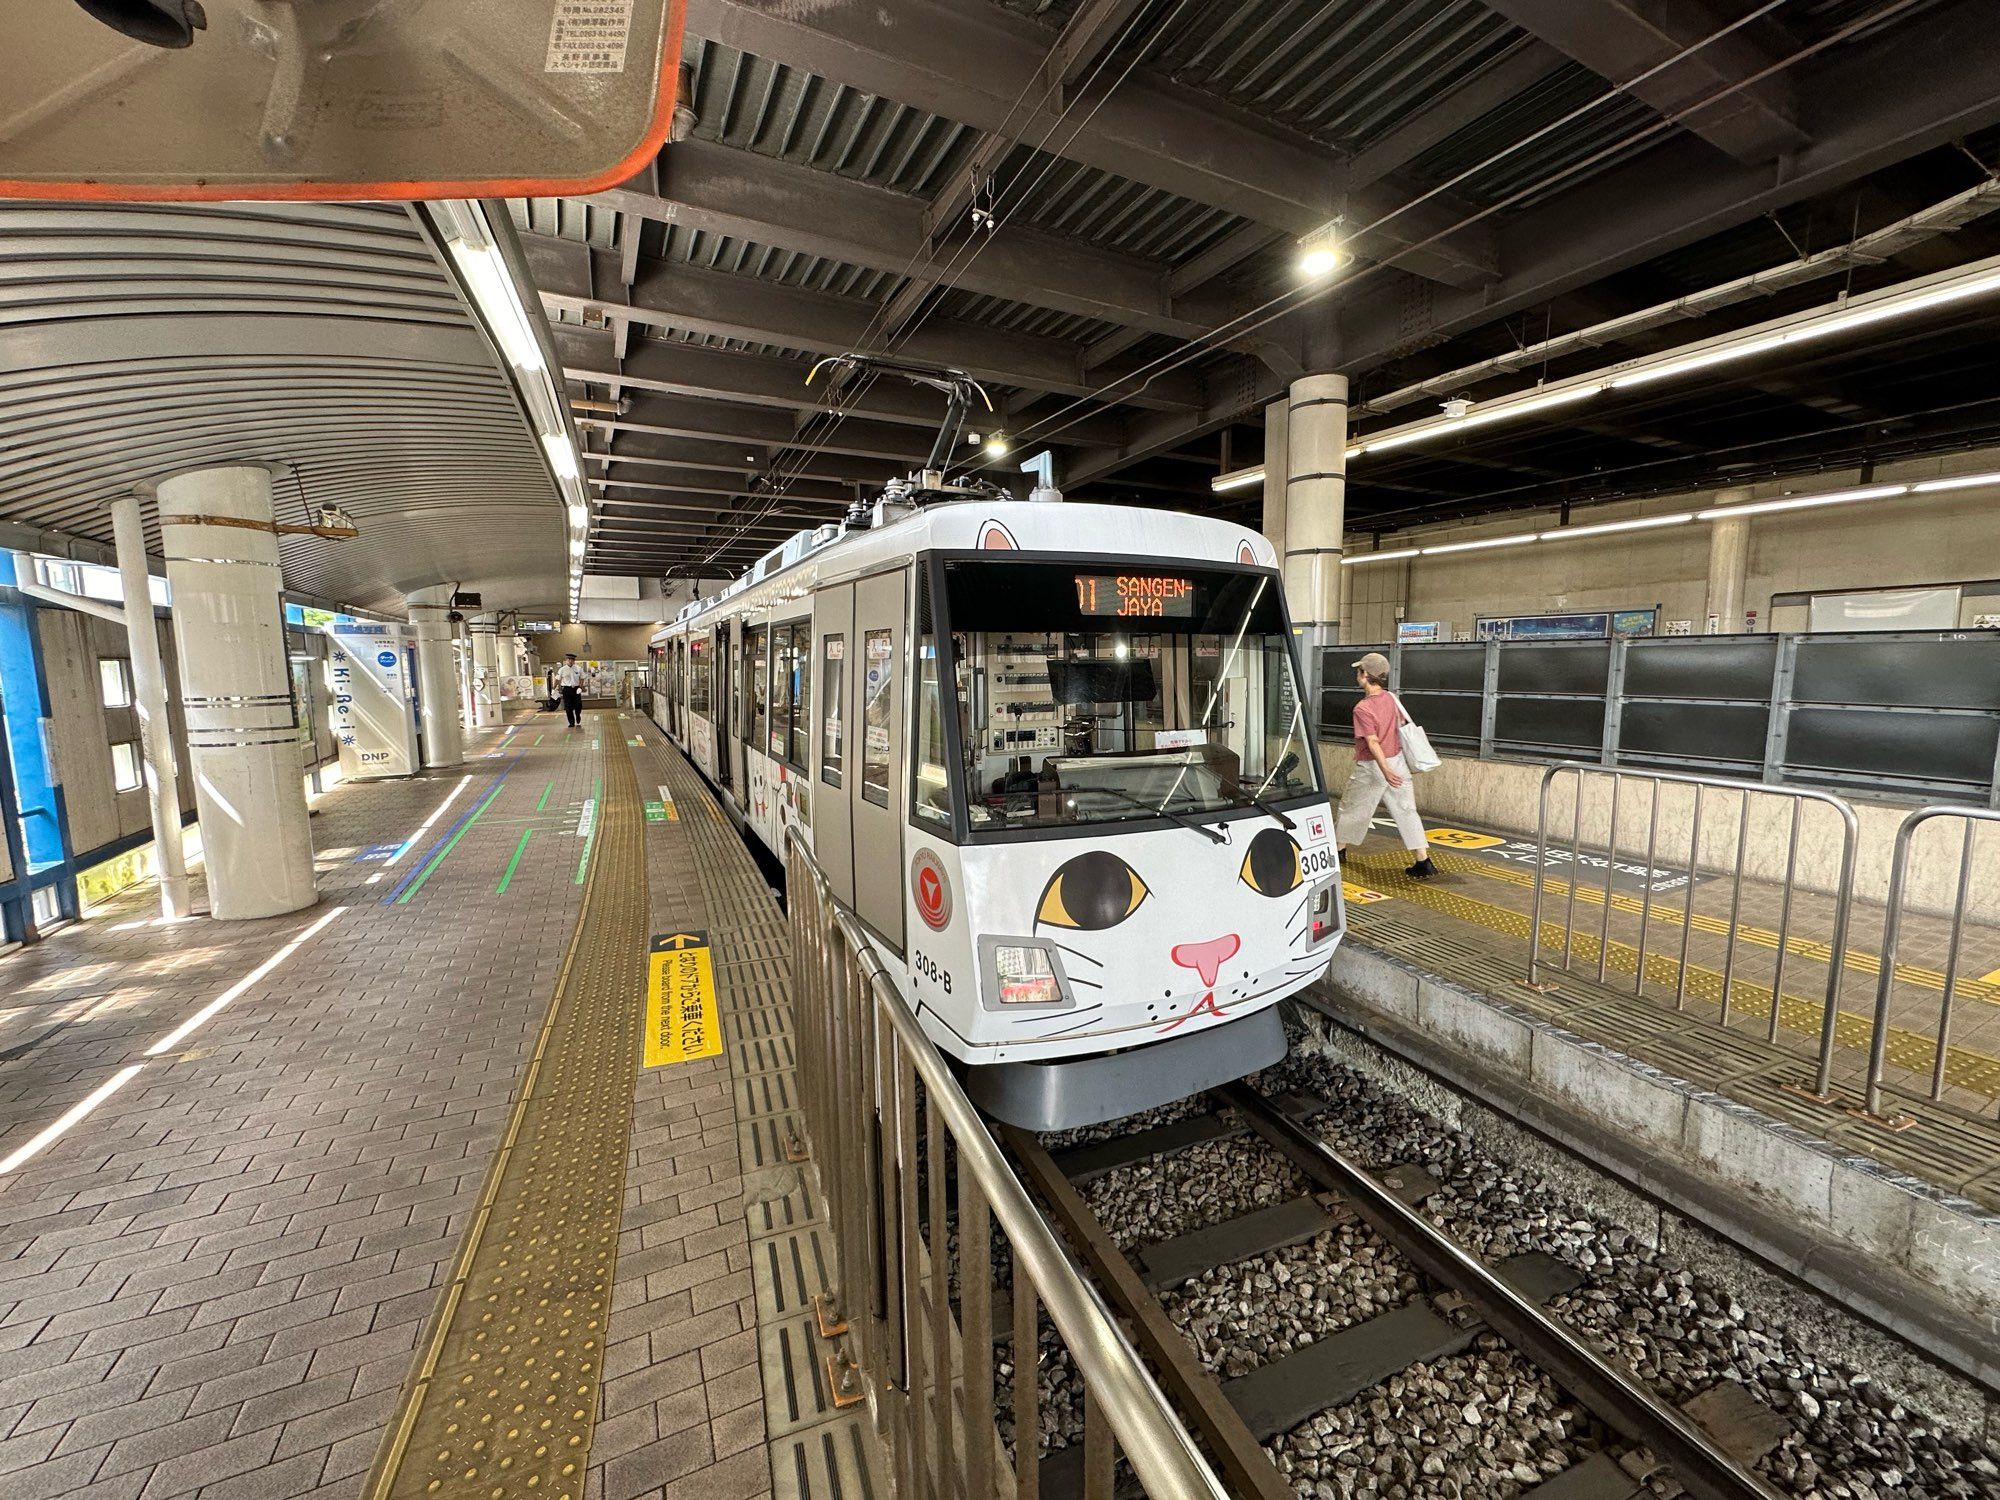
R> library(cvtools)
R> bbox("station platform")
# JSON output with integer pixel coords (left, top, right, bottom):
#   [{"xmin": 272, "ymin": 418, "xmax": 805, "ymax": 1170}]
[
  {"xmin": 1338, "ymin": 814, "xmax": 2000, "ymax": 1209},
  {"xmin": 0, "ymin": 708, "xmax": 876, "ymax": 1500}
]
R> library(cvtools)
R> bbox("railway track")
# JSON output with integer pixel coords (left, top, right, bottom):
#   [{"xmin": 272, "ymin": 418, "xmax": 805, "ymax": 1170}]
[{"xmin": 996, "ymin": 1082, "xmax": 1794, "ymax": 1500}]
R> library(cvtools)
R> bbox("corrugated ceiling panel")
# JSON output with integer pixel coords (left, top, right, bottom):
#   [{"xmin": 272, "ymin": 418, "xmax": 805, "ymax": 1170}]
[{"xmin": 0, "ymin": 202, "xmax": 564, "ymax": 613}]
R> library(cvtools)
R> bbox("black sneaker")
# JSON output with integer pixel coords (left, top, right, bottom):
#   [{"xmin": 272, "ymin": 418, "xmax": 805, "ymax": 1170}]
[{"xmin": 1406, "ymin": 856, "xmax": 1436, "ymax": 879}]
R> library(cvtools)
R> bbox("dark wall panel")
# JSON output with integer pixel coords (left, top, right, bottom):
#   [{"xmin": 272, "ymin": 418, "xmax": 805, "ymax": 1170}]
[
  {"xmin": 1625, "ymin": 637, "xmax": 1778, "ymax": 700},
  {"xmin": 1400, "ymin": 644, "xmax": 1485, "ymax": 692},
  {"xmin": 1499, "ymin": 643, "xmax": 1610, "ymax": 695},
  {"xmin": 1494, "ymin": 697, "xmax": 1605, "ymax": 750},
  {"xmin": 1786, "ymin": 708, "xmax": 2000, "ymax": 784},
  {"xmin": 1620, "ymin": 702, "xmax": 1770, "ymax": 766},
  {"xmin": 1793, "ymin": 638, "xmax": 2000, "ymax": 710},
  {"xmin": 1401, "ymin": 691, "xmax": 1482, "ymax": 743}
]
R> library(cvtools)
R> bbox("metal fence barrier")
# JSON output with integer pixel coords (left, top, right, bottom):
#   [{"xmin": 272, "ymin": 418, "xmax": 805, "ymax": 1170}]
[
  {"xmin": 785, "ymin": 834, "xmax": 1228, "ymax": 1499},
  {"xmin": 1527, "ymin": 762, "xmax": 1860, "ymax": 1096},
  {"xmin": 1865, "ymin": 805, "xmax": 2000, "ymax": 1116}
]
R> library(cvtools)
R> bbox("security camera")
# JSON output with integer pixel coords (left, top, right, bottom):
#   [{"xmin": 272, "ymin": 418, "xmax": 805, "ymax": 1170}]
[
  {"xmin": 71, "ymin": 0, "xmax": 205, "ymax": 47},
  {"xmin": 1441, "ymin": 395, "xmax": 1473, "ymax": 420}
]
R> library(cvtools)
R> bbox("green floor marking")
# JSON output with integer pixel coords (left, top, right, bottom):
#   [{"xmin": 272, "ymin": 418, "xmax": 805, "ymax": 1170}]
[
  {"xmin": 536, "ymin": 779, "xmax": 553, "ymax": 812},
  {"xmin": 399, "ymin": 780, "xmax": 506, "ymax": 904},
  {"xmin": 534, "ymin": 733, "xmax": 545, "ymax": 746},
  {"xmin": 496, "ymin": 829, "xmax": 534, "ymax": 895}
]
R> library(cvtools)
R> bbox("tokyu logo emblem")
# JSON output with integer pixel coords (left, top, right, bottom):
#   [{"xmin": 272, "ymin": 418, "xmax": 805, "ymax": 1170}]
[{"xmin": 912, "ymin": 850, "xmax": 952, "ymax": 931}]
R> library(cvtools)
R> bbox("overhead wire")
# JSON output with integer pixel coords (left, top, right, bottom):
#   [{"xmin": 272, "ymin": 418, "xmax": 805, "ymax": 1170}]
[
  {"xmin": 693, "ymin": 0, "xmax": 1211, "ymax": 563},
  {"xmin": 993, "ymin": 0, "xmax": 1922, "ymax": 461}
]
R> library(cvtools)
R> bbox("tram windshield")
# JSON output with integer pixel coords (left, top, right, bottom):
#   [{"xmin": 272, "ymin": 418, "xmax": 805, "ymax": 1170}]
[{"xmin": 917, "ymin": 557, "xmax": 1321, "ymax": 835}]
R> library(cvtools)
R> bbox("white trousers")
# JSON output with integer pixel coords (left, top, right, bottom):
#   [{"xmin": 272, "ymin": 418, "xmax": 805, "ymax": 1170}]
[{"xmin": 1336, "ymin": 754, "xmax": 1427, "ymax": 852}]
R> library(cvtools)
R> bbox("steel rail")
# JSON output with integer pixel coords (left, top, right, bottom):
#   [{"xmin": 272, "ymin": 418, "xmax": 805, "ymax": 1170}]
[{"xmin": 1222, "ymin": 1082, "xmax": 1783, "ymax": 1500}]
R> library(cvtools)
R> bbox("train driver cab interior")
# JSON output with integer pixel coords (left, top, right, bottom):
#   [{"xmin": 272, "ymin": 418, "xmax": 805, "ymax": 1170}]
[{"xmin": 912, "ymin": 557, "xmax": 1321, "ymax": 836}]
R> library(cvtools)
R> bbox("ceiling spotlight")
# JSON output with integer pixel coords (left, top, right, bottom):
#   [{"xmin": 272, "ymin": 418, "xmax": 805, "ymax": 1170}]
[
  {"xmin": 1297, "ymin": 222, "xmax": 1347, "ymax": 278},
  {"xmin": 984, "ymin": 431, "xmax": 1010, "ymax": 458}
]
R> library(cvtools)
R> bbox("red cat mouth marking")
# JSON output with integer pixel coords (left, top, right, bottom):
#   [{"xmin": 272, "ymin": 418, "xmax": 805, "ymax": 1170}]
[
  {"xmin": 1170, "ymin": 933, "xmax": 1240, "ymax": 987},
  {"xmin": 1160, "ymin": 990, "xmax": 1229, "ymax": 1033}
]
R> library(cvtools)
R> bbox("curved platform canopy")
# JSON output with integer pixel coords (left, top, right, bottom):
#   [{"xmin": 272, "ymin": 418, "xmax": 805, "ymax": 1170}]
[{"xmin": 0, "ymin": 199, "xmax": 573, "ymax": 616}]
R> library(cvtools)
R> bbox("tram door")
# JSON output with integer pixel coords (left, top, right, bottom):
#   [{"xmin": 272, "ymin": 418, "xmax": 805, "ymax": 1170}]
[
  {"xmin": 812, "ymin": 584, "xmax": 855, "ymax": 910},
  {"xmin": 850, "ymin": 569, "xmax": 907, "ymax": 952},
  {"xmin": 711, "ymin": 622, "xmax": 732, "ymax": 790}
]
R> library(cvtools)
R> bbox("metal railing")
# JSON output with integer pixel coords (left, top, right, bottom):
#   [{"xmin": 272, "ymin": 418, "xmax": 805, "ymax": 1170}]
[
  {"xmin": 1527, "ymin": 763, "xmax": 1860, "ymax": 1096},
  {"xmin": 1865, "ymin": 805, "xmax": 2000, "ymax": 1116},
  {"xmin": 785, "ymin": 834, "xmax": 1228, "ymax": 1499}
]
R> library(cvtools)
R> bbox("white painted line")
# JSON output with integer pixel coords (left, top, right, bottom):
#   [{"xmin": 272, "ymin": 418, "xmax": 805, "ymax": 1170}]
[
  {"xmin": 384, "ymin": 775, "xmax": 473, "ymax": 866},
  {"xmin": 145, "ymin": 905, "xmax": 346, "ymax": 1057},
  {"xmin": 0, "ymin": 1065, "xmax": 144, "ymax": 1175}
]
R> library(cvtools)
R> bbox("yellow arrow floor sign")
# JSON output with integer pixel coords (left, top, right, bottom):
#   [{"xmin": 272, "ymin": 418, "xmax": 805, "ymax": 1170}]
[{"xmin": 645, "ymin": 930, "xmax": 721, "ymax": 1067}]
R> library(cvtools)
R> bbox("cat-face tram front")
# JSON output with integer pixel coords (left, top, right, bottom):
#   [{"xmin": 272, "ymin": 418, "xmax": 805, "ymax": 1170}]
[
  {"xmin": 649, "ymin": 497, "xmax": 1345, "ymax": 1132},
  {"xmin": 904, "ymin": 517, "xmax": 1344, "ymax": 1128}
]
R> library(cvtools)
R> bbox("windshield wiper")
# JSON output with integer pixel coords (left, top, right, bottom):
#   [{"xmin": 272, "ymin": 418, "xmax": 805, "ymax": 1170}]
[
  {"xmin": 1072, "ymin": 785, "xmax": 1226, "ymax": 844},
  {"xmin": 1218, "ymin": 781, "xmax": 1296, "ymax": 830}
]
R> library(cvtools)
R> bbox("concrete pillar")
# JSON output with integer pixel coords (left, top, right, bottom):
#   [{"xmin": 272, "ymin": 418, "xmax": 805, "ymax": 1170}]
[
  {"xmin": 407, "ymin": 585, "xmax": 465, "ymax": 767},
  {"xmin": 1705, "ymin": 486, "xmax": 1752, "ymax": 634},
  {"xmin": 156, "ymin": 465, "xmax": 316, "ymax": 920},
  {"xmin": 109, "ymin": 496, "xmax": 191, "ymax": 920},
  {"xmin": 1259, "ymin": 395, "xmax": 1288, "ymax": 556},
  {"xmin": 469, "ymin": 620, "xmax": 503, "ymax": 727},
  {"xmin": 1283, "ymin": 372, "xmax": 1349, "ymax": 676}
]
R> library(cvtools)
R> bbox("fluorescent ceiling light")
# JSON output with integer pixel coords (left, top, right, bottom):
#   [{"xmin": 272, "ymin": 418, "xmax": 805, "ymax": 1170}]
[
  {"xmin": 568, "ymin": 503, "xmax": 588, "ymax": 527},
  {"xmin": 1541, "ymin": 511, "xmax": 1695, "ymax": 540},
  {"xmin": 543, "ymin": 434, "xmax": 581, "ymax": 481},
  {"xmin": 1696, "ymin": 482, "xmax": 1908, "ymax": 520},
  {"xmin": 447, "ymin": 241, "xmax": 547, "ymax": 375},
  {"xmin": 1911, "ymin": 469, "xmax": 2000, "ymax": 494},
  {"xmin": 1610, "ymin": 335, "xmax": 1787, "ymax": 389},
  {"xmin": 1356, "ymin": 383, "xmax": 1604, "ymax": 456},
  {"xmin": 1423, "ymin": 533, "xmax": 1539, "ymax": 556},
  {"xmin": 1341, "ymin": 547, "xmax": 1420, "ymax": 566},
  {"xmin": 1211, "ymin": 466, "xmax": 1264, "ymax": 492}
]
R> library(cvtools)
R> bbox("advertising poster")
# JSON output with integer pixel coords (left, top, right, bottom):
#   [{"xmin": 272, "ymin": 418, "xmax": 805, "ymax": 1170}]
[{"xmin": 326, "ymin": 622, "xmax": 420, "ymax": 780}]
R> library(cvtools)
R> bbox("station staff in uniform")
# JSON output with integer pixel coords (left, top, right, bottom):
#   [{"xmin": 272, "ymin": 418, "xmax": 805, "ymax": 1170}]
[
  {"xmin": 554, "ymin": 654, "xmax": 586, "ymax": 728},
  {"xmin": 1335, "ymin": 652, "xmax": 1435, "ymax": 879}
]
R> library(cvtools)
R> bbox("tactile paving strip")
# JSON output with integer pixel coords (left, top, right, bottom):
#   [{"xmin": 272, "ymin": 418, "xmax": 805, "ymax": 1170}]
[{"xmin": 365, "ymin": 721, "xmax": 645, "ymax": 1500}]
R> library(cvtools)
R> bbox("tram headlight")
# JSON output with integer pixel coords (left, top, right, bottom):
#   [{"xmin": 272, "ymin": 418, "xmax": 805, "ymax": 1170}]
[{"xmin": 989, "ymin": 941, "xmax": 1066, "ymax": 1007}]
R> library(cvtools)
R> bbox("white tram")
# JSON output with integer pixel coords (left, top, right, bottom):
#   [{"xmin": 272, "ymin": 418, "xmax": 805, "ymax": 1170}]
[{"xmin": 647, "ymin": 485, "xmax": 1345, "ymax": 1129}]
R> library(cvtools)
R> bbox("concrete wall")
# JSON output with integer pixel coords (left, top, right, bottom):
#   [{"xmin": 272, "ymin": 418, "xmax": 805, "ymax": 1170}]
[
  {"xmin": 1321, "ymin": 742, "xmax": 2000, "ymax": 923},
  {"xmin": 1343, "ymin": 451, "xmax": 2000, "ymax": 643}
]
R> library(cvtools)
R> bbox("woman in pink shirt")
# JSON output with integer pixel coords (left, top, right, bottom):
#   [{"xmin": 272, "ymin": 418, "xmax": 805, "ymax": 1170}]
[{"xmin": 1335, "ymin": 652, "xmax": 1434, "ymax": 877}]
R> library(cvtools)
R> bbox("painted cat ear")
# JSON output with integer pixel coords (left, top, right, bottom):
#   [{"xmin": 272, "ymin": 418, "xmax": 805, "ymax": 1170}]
[
  {"xmin": 1239, "ymin": 827, "xmax": 1303, "ymax": 897},
  {"xmin": 1036, "ymin": 851, "xmax": 1149, "ymax": 930},
  {"xmin": 1237, "ymin": 540, "xmax": 1257, "ymax": 566},
  {"xmin": 980, "ymin": 520, "xmax": 1018, "ymax": 550}
]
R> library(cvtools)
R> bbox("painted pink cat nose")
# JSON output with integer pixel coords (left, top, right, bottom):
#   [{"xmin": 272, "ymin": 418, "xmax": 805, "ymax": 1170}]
[{"xmin": 1170, "ymin": 933, "xmax": 1241, "ymax": 987}]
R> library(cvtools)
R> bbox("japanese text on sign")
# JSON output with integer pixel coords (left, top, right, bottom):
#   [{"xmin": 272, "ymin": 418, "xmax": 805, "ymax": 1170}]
[{"xmin": 644, "ymin": 932, "xmax": 721, "ymax": 1067}]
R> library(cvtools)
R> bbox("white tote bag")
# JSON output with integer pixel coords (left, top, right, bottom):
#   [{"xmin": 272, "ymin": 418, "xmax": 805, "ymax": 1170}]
[{"xmin": 1393, "ymin": 693, "xmax": 1441, "ymax": 774}]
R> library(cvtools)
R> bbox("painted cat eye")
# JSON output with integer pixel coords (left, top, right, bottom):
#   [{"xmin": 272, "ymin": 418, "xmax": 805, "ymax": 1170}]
[
  {"xmin": 1240, "ymin": 827, "xmax": 1303, "ymax": 897},
  {"xmin": 1035, "ymin": 851, "xmax": 1150, "ymax": 930}
]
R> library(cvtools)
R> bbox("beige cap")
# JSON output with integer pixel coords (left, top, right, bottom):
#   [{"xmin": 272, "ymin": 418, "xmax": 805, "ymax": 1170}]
[{"xmin": 1351, "ymin": 651, "xmax": 1391, "ymax": 677}]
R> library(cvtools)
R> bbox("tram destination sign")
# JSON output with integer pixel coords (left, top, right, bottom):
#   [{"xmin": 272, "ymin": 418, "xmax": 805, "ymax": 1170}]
[{"xmin": 1074, "ymin": 573, "xmax": 1195, "ymax": 618}]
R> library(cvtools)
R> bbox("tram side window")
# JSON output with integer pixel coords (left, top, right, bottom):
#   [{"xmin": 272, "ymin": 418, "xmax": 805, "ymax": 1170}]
[
  {"xmin": 769, "ymin": 624, "xmax": 795, "ymax": 759},
  {"xmin": 861, "ymin": 629, "xmax": 893, "ymax": 807},
  {"xmin": 748, "ymin": 627, "xmax": 769, "ymax": 752},
  {"xmin": 912, "ymin": 585, "xmax": 952, "ymax": 828},
  {"xmin": 821, "ymin": 635, "xmax": 845, "ymax": 788},
  {"xmin": 689, "ymin": 637, "xmax": 709, "ymax": 714},
  {"xmin": 788, "ymin": 622, "xmax": 812, "ymax": 769}
]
